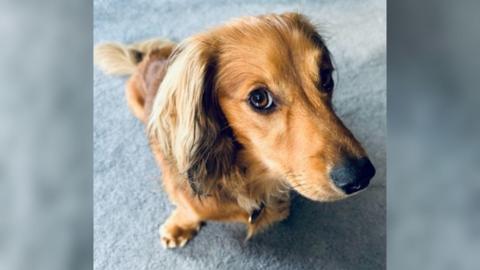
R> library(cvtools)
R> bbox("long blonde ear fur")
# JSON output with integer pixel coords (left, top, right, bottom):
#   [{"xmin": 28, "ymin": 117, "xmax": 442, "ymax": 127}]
[
  {"xmin": 148, "ymin": 37, "xmax": 210, "ymax": 172},
  {"xmin": 148, "ymin": 37, "xmax": 237, "ymax": 194}
]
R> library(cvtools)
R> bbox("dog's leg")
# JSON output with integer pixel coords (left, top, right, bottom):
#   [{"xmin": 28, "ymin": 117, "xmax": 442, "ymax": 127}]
[
  {"xmin": 151, "ymin": 147, "xmax": 204, "ymax": 249},
  {"xmin": 159, "ymin": 205, "xmax": 203, "ymax": 249}
]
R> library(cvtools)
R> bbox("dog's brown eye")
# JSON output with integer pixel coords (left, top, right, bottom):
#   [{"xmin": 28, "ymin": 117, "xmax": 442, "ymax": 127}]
[{"xmin": 248, "ymin": 88, "xmax": 274, "ymax": 112}]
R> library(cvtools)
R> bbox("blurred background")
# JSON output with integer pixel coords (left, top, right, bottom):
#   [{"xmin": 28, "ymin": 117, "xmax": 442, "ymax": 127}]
[
  {"xmin": 388, "ymin": 0, "xmax": 480, "ymax": 269},
  {"xmin": 0, "ymin": 1, "xmax": 92, "ymax": 270},
  {"xmin": 0, "ymin": 0, "xmax": 479, "ymax": 270}
]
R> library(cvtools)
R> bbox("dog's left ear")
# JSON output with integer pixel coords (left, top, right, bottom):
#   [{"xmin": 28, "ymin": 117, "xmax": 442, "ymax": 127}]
[{"xmin": 148, "ymin": 37, "xmax": 237, "ymax": 195}]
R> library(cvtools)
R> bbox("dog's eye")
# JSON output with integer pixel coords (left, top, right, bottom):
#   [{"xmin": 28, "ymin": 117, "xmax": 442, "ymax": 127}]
[
  {"xmin": 321, "ymin": 69, "xmax": 334, "ymax": 93},
  {"xmin": 248, "ymin": 88, "xmax": 275, "ymax": 112}
]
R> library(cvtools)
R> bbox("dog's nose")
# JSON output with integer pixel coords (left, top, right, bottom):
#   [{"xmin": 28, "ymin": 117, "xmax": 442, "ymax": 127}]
[{"xmin": 330, "ymin": 157, "xmax": 376, "ymax": 194}]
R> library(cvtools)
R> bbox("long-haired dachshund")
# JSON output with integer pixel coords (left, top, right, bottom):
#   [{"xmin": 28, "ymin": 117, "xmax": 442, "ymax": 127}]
[{"xmin": 94, "ymin": 12, "xmax": 375, "ymax": 249}]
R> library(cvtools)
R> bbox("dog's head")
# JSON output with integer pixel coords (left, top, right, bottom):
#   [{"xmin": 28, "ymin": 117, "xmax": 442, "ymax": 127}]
[{"xmin": 149, "ymin": 13, "xmax": 375, "ymax": 201}]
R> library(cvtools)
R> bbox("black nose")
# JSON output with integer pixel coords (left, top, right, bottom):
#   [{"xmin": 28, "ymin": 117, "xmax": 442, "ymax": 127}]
[{"xmin": 330, "ymin": 157, "xmax": 376, "ymax": 194}]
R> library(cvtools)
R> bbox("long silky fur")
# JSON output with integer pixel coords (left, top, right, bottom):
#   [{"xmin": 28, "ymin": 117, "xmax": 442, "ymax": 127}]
[{"xmin": 147, "ymin": 37, "xmax": 237, "ymax": 195}]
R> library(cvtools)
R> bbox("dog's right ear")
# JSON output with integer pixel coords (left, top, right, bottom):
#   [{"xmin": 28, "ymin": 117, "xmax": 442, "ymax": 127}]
[{"xmin": 148, "ymin": 37, "xmax": 237, "ymax": 195}]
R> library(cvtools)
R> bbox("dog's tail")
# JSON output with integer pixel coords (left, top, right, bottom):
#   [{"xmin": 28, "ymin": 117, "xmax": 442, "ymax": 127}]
[{"xmin": 94, "ymin": 38, "xmax": 174, "ymax": 76}]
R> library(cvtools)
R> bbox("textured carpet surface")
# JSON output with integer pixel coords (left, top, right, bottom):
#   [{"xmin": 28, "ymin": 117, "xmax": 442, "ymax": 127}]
[{"xmin": 94, "ymin": 1, "xmax": 386, "ymax": 269}]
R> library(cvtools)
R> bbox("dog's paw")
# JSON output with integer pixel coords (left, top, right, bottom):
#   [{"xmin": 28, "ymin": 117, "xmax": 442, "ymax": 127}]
[{"xmin": 159, "ymin": 222, "xmax": 202, "ymax": 249}]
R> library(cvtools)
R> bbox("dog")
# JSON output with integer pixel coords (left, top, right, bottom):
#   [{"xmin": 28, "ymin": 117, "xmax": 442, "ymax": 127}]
[{"xmin": 94, "ymin": 12, "xmax": 375, "ymax": 249}]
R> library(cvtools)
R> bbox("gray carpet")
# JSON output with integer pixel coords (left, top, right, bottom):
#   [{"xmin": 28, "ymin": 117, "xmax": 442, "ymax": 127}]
[{"xmin": 94, "ymin": 1, "xmax": 386, "ymax": 269}]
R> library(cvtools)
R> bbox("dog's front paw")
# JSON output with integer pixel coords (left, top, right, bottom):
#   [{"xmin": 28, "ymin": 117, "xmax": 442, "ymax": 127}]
[{"xmin": 159, "ymin": 222, "xmax": 202, "ymax": 249}]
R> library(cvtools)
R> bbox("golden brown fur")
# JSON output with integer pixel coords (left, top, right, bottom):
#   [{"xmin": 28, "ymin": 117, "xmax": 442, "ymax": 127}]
[{"xmin": 94, "ymin": 12, "xmax": 373, "ymax": 248}]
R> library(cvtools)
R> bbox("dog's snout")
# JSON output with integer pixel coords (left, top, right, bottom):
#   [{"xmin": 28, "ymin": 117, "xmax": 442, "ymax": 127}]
[{"xmin": 330, "ymin": 157, "xmax": 375, "ymax": 194}]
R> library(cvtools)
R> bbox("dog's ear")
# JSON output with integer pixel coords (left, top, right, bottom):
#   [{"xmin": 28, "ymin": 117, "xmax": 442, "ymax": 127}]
[
  {"xmin": 279, "ymin": 12, "xmax": 335, "ymax": 93},
  {"xmin": 148, "ymin": 37, "xmax": 237, "ymax": 195}
]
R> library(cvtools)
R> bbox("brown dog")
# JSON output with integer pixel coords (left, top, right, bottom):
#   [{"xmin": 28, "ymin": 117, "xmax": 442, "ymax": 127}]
[{"xmin": 94, "ymin": 12, "xmax": 375, "ymax": 249}]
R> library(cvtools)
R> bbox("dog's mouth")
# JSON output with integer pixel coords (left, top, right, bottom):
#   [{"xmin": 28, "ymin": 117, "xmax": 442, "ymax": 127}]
[
  {"xmin": 294, "ymin": 186, "xmax": 347, "ymax": 202},
  {"xmin": 284, "ymin": 177, "xmax": 345, "ymax": 202}
]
